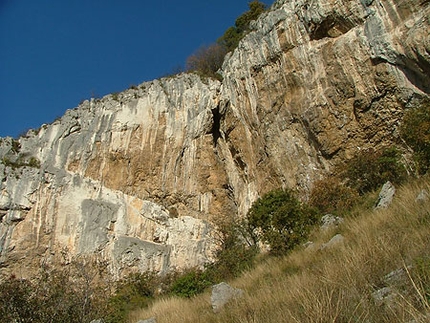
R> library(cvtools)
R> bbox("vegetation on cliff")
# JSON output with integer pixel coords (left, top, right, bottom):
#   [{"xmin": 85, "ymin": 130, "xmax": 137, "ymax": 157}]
[{"xmin": 185, "ymin": 0, "xmax": 267, "ymax": 79}]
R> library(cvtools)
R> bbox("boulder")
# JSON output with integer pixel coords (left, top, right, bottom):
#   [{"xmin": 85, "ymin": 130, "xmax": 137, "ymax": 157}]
[
  {"xmin": 211, "ymin": 282, "xmax": 244, "ymax": 313},
  {"xmin": 320, "ymin": 214, "xmax": 344, "ymax": 230},
  {"xmin": 320, "ymin": 234, "xmax": 345, "ymax": 250},
  {"xmin": 375, "ymin": 182, "xmax": 396, "ymax": 209}
]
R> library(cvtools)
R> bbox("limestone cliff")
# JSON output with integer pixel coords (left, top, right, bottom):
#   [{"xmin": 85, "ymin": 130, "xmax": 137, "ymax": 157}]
[{"xmin": 1, "ymin": 0, "xmax": 429, "ymax": 278}]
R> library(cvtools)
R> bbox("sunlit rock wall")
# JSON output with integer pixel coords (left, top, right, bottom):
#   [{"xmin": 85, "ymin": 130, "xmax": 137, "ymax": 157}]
[{"xmin": 0, "ymin": 0, "xmax": 428, "ymax": 278}]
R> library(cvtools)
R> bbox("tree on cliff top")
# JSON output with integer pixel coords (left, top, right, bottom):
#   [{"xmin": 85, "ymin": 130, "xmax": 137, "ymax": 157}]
[{"xmin": 218, "ymin": 0, "xmax": 267, "ymax": 52}]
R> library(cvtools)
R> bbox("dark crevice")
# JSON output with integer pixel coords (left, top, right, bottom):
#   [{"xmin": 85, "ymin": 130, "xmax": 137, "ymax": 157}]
[{"xmin": 210, "ymin": 106, "xmax": 222, "ymax": 147}]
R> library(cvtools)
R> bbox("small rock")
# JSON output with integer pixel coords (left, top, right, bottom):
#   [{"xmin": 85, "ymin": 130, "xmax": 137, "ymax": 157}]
[
  {"xmin": 375, "ymin": 181, "xmax": 395, "ymax": 209},
  {"xmin": 321, "ymin": 214, "xmax": 344, "ymax": 230},
  {"xmin": 136, "ymin": 318, "xmax": 156, "ymax": 323},
  {"xmin": 303, "ymin": 241, "xmax": 315, "ymax": 250},
  {"xmin": 372, "ymin": 286, "xmax": 394, "ymax": 305},
  {"xmin": 416, "ymin": 189, "xmax": 429, "ymax": 203},
  {"xmin": 320, "ymin": 234, "xmax": 345, "ymax": 250},
  {"xmin": 211, "ymin": 282, "xmax": 244, "ymax": 313},
  {"xmin": 383, "ymin": 267, "xmax": 408, "ymax": 285}
]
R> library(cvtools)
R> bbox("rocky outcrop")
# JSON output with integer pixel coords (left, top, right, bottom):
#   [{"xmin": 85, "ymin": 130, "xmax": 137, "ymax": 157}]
[
  {"xmin": 1, "ymin": 0, "xmax": 429, "ymax": 278},
  {"xmin": 211, "ymin": 282, "xmax": 244, "ymax": 312},
  {"xmin": 375, "ymin": 181, "xmax": 396, "ymax": 209}
]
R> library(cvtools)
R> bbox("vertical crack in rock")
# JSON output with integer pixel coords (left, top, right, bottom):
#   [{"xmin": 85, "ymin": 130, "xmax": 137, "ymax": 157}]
[{"xmin": 210, "ymin": 106, "xmax": 222, "ymax": 147}]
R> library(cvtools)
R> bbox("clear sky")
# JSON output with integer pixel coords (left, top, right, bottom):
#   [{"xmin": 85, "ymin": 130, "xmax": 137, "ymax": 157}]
[{"xmin": 0, "ymin": 0, "xmax": 271, "ymax": 138}]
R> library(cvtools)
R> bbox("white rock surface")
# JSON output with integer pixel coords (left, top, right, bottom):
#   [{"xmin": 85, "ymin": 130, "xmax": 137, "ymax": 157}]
[{"xmin": 0, "ymin": 0, "xmax": 429, "ymax": 279}]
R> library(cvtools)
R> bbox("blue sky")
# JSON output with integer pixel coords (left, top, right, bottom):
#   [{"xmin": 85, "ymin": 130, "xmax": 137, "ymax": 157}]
[{"xmin": 0, "ymin": 0, "xmax": 271, "ymax": 138}]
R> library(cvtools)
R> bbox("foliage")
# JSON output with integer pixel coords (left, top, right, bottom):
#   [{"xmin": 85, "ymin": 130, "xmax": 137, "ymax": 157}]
[
  {"xmin": 413, "ymin": 256, "xmax": 430, "ymax": 305},
  {"xmin": 0, "ymin": 259, "xmax": 111, "ymax": 323},
  {"xmin": 310, "ymin": 146, "xmax": 408, "ymax": 216},
  {"xmin": 168, "ymin": 268, "xmax": 215, "ymax": 298},
  {"xmin": 1, "ymin": 156, "xmax": 41, "ymax": 169},
  {"xmin": 246, "ymin": 189, "xmax": 318, "ymax": 256},
  {"xmin": 107, "ymin": 272, "xmax": 159, "ymax": 322},
  {"xmin": 186, "ymin": 43, "xmax": 227, "ymax": 79},
  {"xmin": 0, "ymin": 276, "xmax": 35, "ymax": 323},
  {"xmin": 209, "ymin": 217, "xmax": 258, "ymax": 281},
  {"xmin": 11, "ymin": 139, "xmax": 21, "ymax": 153},
  {"xmin": 185, "ymin": 0, "xmax": 267, "ymax": 78},
  {"xmin": 401, "ymin": 105, "xmax": 430, "ymax": 174},
  {"xmin": 342, "ymin": 146, "xmax": 407, "ymax": 195},
  {"xmin": 217, "ymin": 1, "xmax": 267, "ymax": 52},
  {"xmin": 309, "ymin": 176, "xmax": 360, "ymax": 215},
  {"xmin": 235, "ymin": 0, "xmax": 267, "ymax": 33}
]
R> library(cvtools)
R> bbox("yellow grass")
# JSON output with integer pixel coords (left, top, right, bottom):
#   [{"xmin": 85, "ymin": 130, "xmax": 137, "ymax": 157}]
[{"xmin": 130, "ymin": 177, "xmax": 430, "ymax": 323}]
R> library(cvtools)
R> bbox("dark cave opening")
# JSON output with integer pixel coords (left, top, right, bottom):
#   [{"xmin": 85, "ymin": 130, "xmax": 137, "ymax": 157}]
[{"xmin": 211, "ymin": 106, "xmax": 222, "ymax": 147}]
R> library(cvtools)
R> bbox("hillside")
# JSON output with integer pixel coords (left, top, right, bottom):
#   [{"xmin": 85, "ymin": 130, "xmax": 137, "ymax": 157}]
[
  {"xmin": 0, "ymin": 0, "xmax": 429, "ymax": 282},
  {"xmin": 131, "ymin": 177, "xmax": 430, "ymax": 323}
]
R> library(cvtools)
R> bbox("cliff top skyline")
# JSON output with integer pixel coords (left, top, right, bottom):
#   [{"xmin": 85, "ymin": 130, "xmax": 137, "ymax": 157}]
[{"xmin": 0, "ymin": 0, "xmax": 270, "ymax": 138}]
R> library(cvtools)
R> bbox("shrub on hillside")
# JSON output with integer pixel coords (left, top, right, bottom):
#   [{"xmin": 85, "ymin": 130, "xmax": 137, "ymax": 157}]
[
  {"xmin": 0, "ymin": 259, "xmax": 111, "ymax": 323},
  {"xmin": 209, "ymin": 217, "xmax": 258, "ymax": 281},
  {"xmin": 107, "ymin": 272, "xmax": 159, "ymax": 322},
  {"xmin": 309, "ymin": 176, "xmax": 360, "ymax": 215},
  {"xmin": 246, "ymin": 189, "xmax": 318, "ymax": 256},
  {"xmin": 0, "ymin": 276, "xmax": 36, "ymax": 323},
  {"xmin": 342, "ymin": 146, "xmax": 407, "ymax": 195},
  {"xmin": 401, "ymin": 105, "xmax": 430, "ymax": 175},
  {"xmin": 168, "ymin": 268, "xmax": 215, "ymax": 298}
]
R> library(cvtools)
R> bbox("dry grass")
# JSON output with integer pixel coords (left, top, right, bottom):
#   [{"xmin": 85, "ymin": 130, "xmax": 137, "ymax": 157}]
[{"xmin": 130, "ymin": 177, "xmax": 430, "ymax": 323}]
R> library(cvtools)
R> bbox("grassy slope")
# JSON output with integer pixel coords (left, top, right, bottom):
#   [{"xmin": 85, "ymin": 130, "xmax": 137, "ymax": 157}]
[{"xmin": 130, "ymin": 177, "xmax": 430, "ymax": 323}]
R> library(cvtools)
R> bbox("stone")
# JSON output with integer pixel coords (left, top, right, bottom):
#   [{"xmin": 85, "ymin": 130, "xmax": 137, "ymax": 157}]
[
  {"xmin": 211, "ymin": 282, "xmax": 244, "ymax": 313},
  {"xmin": 136, "ymin": 318, "xmax": 156, "ymax": 323},
  {"xmin": 416, "ymin": 189, "xmax": 429, "ymax": 203},
  {"xmin": 374, "ymin": 181, "xmax": 396, "ymax": 209},
  {"xmin": 320, "ymin": 214, "xmax": 344, "ymax": 230},
  {"xmin": 320, "ymin": 234, "xmax": 345, "ymax": 250},
  {"xmin": 372, "ymin": 286, "xmax": 395, "ymax": 305},
  {"xmin": 303, "ymin": 241, "xmax": 315, "ymax": 250}
]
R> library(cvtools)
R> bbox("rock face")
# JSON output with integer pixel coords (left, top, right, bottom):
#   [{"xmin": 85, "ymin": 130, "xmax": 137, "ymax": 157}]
[
  {"xmin": 1, "ymin": 0, "xmax": 429, "ymax": 278},
  {"xmin": 211, "ymin": 282, "xmax": 244, "ymax": 312}
]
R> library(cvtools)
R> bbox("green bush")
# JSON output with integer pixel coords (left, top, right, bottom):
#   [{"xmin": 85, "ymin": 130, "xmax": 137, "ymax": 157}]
[
  {"xmin": 1, "ymin": 156, "xmax": 41, "ymax": 169},
  {"xmin": 401, "ymin": 105, "xmax": 430, "ymax": 174},
  {"xmin": 246, "ymin": 189, "xmax": 318, "ymax": 256},
  {"xmin": 218, "ymin": 1, "xmax": 267, "ymax": 52},
  {"xmin": 107, "ymin": 272, "xmax": 159, "ymax": 322},
  {"xmin": 343, "ymin": 146, "xmax": 407, "ymax": 195},
  {"xmin": 209, "ymin": 217, "xmax": 258, "ymax": 281},
  {"xmin": 168, "ymin": 268, "xmax": 214, "ymax": 298}
]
